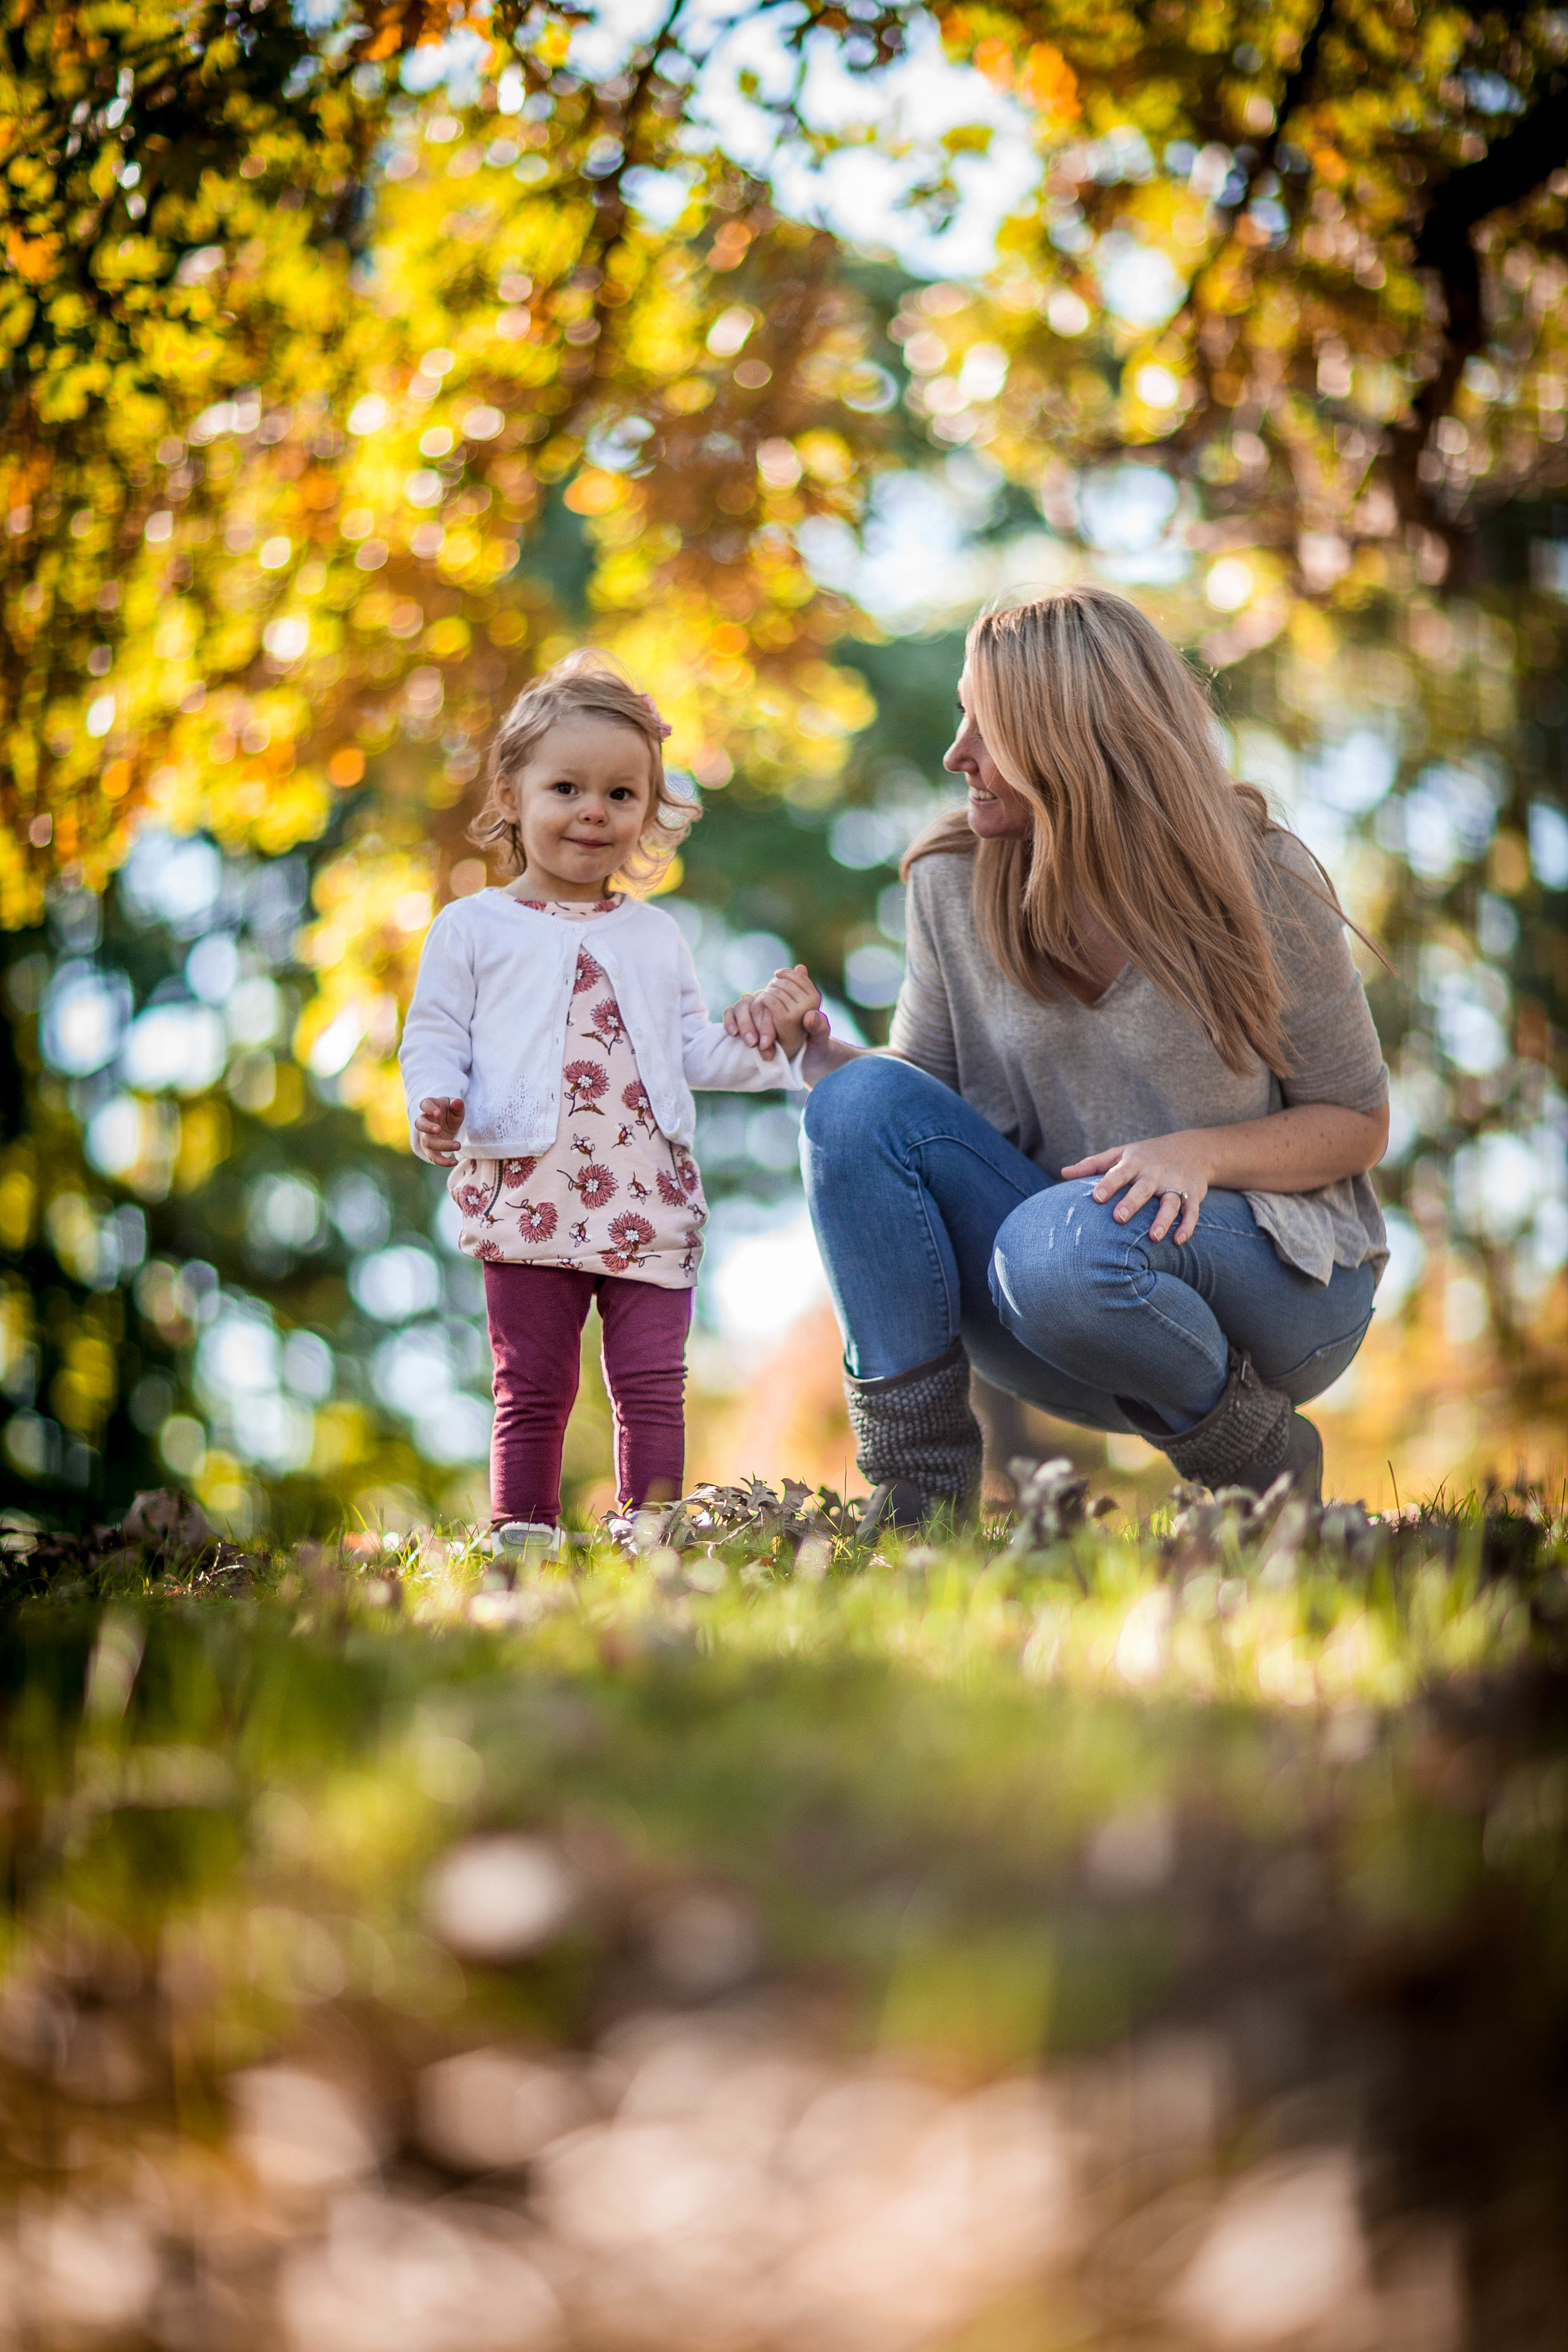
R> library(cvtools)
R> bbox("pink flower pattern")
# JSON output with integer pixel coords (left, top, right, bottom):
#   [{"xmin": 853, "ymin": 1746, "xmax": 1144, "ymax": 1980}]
[
  {"xmin": 603, "ymin": 1211, "xmax": 656, "ymax": 1273},
  {"xmin": 454, "ymin": 1173, "xmax": 499, "ymax": 1221},
  {"xmin": 590, "ymin": 996, "xmax": 627, "ymax": 1049},
  {"xmin": 448, "ymin": 903, "xmax": 707, "ymax": 1289},
  {"xmin": 564, "ymin": 1161, "xmax": 617, "ymax": 1210},
  {"xmin": 563, "ymin": 1057, "xmax": 608, "ymax": 1116},
  {"xmin": 622, "ymin": 1080, "xmax": 655, "ymax": 1134}
]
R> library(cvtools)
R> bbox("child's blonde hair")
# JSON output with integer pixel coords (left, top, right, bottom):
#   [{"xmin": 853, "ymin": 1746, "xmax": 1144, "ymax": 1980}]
[{"xmin": 468, "ymin": 650, "xmax": 699, "ymax": 891}]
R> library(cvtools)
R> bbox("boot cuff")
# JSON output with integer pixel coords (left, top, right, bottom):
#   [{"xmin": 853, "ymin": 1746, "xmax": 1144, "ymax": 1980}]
[
  {"xmin": 845, "ymin": 1337, "xmax": 967, "ymax": 1396},
  {"xmin": 1160, "ymin": 1353, "xmax": 1293, "ymax": 1491}
]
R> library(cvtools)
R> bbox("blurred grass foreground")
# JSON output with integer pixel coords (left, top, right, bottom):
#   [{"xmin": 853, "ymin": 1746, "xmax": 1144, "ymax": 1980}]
[{"xmin": 1, "ymin": 1474, "xmax": 1566, "ymax": 2351}]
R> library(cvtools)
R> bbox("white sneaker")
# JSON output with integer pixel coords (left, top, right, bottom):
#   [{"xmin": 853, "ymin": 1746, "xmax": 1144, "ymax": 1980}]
[{"xmin": 492, "ymin": 1521, "xmax": 564, "ymax": 1562}]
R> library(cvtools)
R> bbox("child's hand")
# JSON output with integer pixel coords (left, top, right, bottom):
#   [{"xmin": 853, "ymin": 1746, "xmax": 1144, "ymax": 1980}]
[
  {"xmin": 725, "ymin": 964, "xmax": 822, "ymax": 1060},
  {"xmin": 415, "ymin": 1094, "xmax": 465, "ymax": 1164},
  {"xmin": 723, "ymin": 988, "xmax": 776, "ymax": 1056}
]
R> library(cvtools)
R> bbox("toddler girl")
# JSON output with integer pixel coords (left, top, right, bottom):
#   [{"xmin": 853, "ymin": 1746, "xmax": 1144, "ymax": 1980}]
[{"xmin": 400, "ymin": 652, "xmax": 820, "ymax": 1547}]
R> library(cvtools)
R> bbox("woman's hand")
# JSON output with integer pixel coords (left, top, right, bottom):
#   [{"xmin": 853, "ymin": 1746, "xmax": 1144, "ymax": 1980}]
[
  {"xmin": 415, "ymin": 1094, "xmax": 466, "ymax": 1165},
  {"xmin": 755, "ymin": 963, "xmax": 824, "ymax": 1060},
  {"xmin": 1062, "ymin": 1102, "xmax": 1389, "ymax": 1240},
  {"xmin": 1061, "ymin": 1135, "xmax": 1211, "ymax": 1244}
]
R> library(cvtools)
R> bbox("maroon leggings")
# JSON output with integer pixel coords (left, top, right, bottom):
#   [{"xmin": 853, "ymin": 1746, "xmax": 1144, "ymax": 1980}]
[{"xmin": 483, "ymin": 1263, "xmax": 692, "ymax": 1526}]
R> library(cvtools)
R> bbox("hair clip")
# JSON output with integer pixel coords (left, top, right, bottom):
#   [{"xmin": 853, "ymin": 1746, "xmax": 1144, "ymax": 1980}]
[{"xmin": 637, "ymin": 692, "xmax": 674, "ymax": 741}]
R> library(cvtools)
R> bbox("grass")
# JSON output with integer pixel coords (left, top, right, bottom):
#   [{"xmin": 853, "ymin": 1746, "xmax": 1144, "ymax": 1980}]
[{"xmin": 0, "ymin": 1475, "xmax": 1565, "ymax": 2346}]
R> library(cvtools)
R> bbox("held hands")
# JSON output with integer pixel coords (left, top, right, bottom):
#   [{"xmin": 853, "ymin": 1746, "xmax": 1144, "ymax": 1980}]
[
  {"xmin": 415, "ymin": 1095, "xmax": 466, "ymax": 1166},
  {"xmin": 724, "ymin": 964, "xmax": 832, "ymax": 1067},
  {"xmin": 1061, "ymin": 1133, "xmax": 1211, "ymax": 1244}
]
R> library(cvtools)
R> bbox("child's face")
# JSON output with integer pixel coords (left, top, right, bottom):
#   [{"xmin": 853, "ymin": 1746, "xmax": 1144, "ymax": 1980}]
[{"xmin": 503, "ymin": 716, "xmax": 654, "ymax": 898}]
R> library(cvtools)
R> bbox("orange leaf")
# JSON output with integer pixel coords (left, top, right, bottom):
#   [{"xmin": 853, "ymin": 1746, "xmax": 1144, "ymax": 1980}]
[
  {"xmin": 973, "ymin": 35, "xmax": 1013, "ymax": 88},
  {"xmin": 6, "ymin": 230, "xmax": 58, "ymax": 283},
  {"xmin": 354, "ymin": 0, "xmax": 446, "ymax": 62},
  {"xmin": 563, "ymin": 470, "xmax": 623, "ymax": 516},
  {"xmin": 1020, "ymin": 41, "xmax": 1080, "ymax": 122}
]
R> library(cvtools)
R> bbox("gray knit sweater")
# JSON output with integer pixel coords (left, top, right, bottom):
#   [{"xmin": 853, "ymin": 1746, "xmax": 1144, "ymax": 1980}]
[{"xmin": 887, "ymin": 830, "xmax": 1389, "ymax": 1286}]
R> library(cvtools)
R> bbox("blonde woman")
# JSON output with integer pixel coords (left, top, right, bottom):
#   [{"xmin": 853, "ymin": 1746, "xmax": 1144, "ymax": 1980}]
[{"xmin": 730, "ymin": 587, "xmax": 1389, "ymax": 1529}]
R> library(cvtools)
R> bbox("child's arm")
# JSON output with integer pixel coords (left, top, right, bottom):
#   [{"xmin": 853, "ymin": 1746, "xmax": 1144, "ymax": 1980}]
[
  {"xmin": 676, "ymin": 935, "xmax": 810, "ymax": 1092},
  {"xmin": 400, "ymin": 909, "xmax": 477, "ymax": 1158}
]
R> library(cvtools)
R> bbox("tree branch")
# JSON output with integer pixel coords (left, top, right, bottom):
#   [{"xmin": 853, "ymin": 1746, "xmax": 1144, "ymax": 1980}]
[
  {"xmin": 1388, "ymin": 69, "xmax": 1568, "ymax": 555},
  {"xmin": 1415, "ymin": 68, "xmax": 1568, "ymax": 248},
  {"xmin": 1258, "ymin": 0, "xmax": 1335, "ymax": 182},
  {"xmin": 576, "ymin": 0, "xmax": 692, "ymax": 413}
]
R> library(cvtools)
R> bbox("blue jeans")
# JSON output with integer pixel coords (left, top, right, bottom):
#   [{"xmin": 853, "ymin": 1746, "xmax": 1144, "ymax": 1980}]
[{"xmin": 800, "ymin": 1057, "xmax": 1377, "ymax": 1436}]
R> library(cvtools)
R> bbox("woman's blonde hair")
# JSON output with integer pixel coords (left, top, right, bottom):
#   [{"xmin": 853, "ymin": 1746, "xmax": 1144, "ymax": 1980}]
[
  {"xmin": 904, "ymin": 586, "xmax": 1337, "ymax": 1077},
  {"xmin": 468, "ymin": 649, "xmax": 699, "ymax": 891}
]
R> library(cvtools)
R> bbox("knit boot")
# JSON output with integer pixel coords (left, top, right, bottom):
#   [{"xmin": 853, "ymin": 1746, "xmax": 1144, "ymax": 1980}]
[
  {"xmin": 1132, "ymin": 1351, "xmax": 1323, "ymax": 1503},
  {"xmin": 845, "ymin": 1340, "xmax": 984, "ymax": 1537}
]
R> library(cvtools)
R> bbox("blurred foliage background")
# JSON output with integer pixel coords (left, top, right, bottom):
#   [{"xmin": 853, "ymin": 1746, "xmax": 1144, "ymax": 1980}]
[{"xmin": 2, "ymin": 0, "xmax": 1566, "ymax": 1536}]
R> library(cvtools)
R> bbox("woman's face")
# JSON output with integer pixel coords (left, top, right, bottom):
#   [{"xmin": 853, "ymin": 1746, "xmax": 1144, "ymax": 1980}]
[{"xmin": 943, "ymin": 669, "xmax": 1031, "ymax": 839}]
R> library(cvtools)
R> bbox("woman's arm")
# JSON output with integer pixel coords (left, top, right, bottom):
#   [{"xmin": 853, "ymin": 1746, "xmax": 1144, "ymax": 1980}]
[{"xmin": 1062, "ymin": 1099, "xmax": 1389, "ymax": 1245}]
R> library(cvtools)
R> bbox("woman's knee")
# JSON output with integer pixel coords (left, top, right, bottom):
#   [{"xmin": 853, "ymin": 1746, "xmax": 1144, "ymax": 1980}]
[
  {"xmin": 989, "ymin": 1182, "xmax": 1131, "ymax": 1338},
  {"xmin": 801, "ymin": 1053, "xmax": 943, "ymax": 1157}
]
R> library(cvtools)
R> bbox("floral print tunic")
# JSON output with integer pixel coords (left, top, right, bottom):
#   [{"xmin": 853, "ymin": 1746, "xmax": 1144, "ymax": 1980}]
[{"xmin": 448, "ymin": 896, "xmax": 707, "ymax": 1289}]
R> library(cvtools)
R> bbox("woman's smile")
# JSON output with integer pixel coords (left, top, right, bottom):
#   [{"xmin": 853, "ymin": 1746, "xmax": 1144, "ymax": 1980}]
[{"xmin": 942, "ymin": 667, "xmax": 1032, "ymax": 836}]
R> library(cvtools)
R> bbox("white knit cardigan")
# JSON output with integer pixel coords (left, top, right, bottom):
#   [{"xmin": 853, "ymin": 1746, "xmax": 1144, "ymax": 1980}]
[{"xmin": 399, "ymin": 884, "xmax": 804, "ymax": 1159}]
